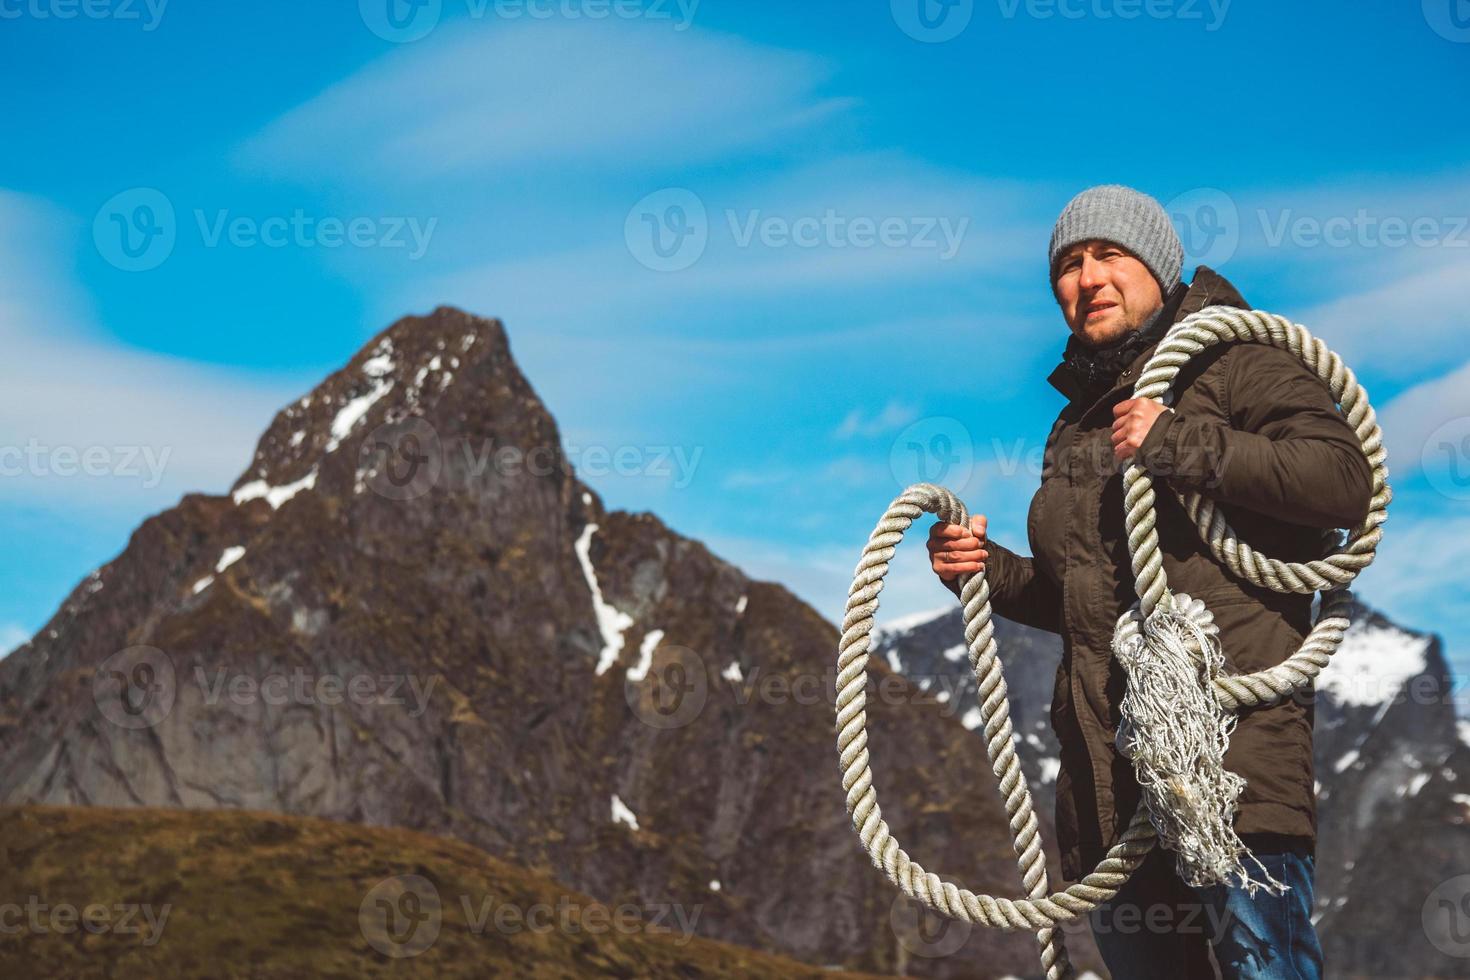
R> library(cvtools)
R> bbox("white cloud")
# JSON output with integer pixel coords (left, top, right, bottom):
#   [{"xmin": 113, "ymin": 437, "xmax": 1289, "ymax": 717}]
[
  {"xmin": 398, "ymin": 153, "xmax": 1036, "ymax": 333},
  {"xmin": 1295, "ymin": 257, "xmax": 1469, "ymax": 383},
  {"xmin": 238, "ymin": 19, "xmax": 847, "ymax": 180},
  {"xmin": 1377, "ymin": 357, "xmax": 1470, "ymax": 479},
  {"xmin": 0, "ymin": 189, "xmax": 307, "ymax": 514},
  {"xmin": 834, "ymin": 400, "xmax": 920, "ymax": 439}
]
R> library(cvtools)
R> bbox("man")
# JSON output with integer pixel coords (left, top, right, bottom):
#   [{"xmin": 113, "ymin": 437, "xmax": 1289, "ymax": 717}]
[{"xmin": 926, "ymin": 185, "xmax": 1373, "ymax": 978}]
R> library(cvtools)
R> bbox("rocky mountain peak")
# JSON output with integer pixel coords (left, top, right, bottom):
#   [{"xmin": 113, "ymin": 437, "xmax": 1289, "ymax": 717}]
[{"xmin": 227, "ymin": 305, "xmax": 594, "ymax": 520}]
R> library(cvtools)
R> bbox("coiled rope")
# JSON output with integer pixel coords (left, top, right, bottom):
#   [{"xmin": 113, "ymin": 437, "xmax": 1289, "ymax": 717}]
[{"xmin": 834, "ymin": 306, "xmax": 1390, "ymax": 979}]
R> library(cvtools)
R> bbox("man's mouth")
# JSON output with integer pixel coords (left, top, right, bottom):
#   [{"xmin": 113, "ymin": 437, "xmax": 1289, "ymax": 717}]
[{"xmin": 1085, "ymin": 302, "xmax": 1117, "ymax": 320}]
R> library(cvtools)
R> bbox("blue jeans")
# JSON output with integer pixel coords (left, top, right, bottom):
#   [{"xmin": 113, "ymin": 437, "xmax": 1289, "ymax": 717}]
[{"xmin": 1087, "ymin": 834, "xmax": 1323, "ymax": 979}]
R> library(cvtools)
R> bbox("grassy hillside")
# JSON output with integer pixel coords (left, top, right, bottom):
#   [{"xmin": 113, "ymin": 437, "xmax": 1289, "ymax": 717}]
[{"xmin": 0, "ymin": 806, "xmax": 887, "ymax": 979}]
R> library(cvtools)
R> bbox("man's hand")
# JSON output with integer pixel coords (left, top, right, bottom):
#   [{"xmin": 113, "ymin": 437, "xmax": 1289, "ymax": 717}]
[
  {"xmin": 927, "ymin": 514, "xmax": 988, "ymax": 583},
  {"xmin": 1111, "ymin": 398, "xmax": 1168, "ymax": 462}
]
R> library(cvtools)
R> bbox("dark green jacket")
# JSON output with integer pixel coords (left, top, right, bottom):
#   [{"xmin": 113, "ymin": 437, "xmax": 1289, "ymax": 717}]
[{"xmin": 953, "ymin": 266, "xmax": 1373, "ymax": 882}]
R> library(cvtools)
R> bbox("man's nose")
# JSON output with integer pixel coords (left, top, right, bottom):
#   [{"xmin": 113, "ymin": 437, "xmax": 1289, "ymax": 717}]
[{"xmin": 1077, "ymin": 253, "xmax": 1106, "ymax": 289}]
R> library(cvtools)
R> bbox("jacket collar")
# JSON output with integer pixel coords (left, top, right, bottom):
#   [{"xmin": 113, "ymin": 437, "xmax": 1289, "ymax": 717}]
[{"xmin": 1044, "ymin": 265, "xmax": 1250, "ymax": 406}]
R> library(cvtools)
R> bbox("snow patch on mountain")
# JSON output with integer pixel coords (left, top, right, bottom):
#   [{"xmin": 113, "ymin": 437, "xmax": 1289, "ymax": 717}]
[
  {"xmin": 1402, "ymin": 771, "xmax": 1433, "ymax": 797},
  {"xmin": 628, "ymin": 629, "xmax": 662, "ymax": 683},
  {"xmin": 577, "ymin": 522, "xmax": 635, "ymax": 676},
  {"xmin": 233, "ymin": 469, "xmax": 318, "ymax": 509},
  {"xmin": 1318, "ymin": 622, "xmax": 1431, "ymax": 707},
  {"xmin": 871, "ymin": 605, "xmax": 949, "ymax": 642},
  {"xmin": 325, "ymin": 339, "xmax": 396, "ymax": 453},
  {"xmin": 188, "ymin": 544, "xmax": 243, "ymax": 593},
  {"xmin": 610, "ymin": 794, "xmax": 639, "ymax": 831},
  {"xmin": 215, "ymin": 546, "xmax": 246, "ymax": 573}
]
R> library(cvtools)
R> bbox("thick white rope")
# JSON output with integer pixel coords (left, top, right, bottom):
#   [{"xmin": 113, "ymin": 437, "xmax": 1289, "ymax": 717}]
[
  {"xmin": 1113, "ymin": 590, "xmax": 1284, "ymax": 895},
  {"xmin": 833, "ymin": 307, "xmax": 1390, "ymax": 979}
]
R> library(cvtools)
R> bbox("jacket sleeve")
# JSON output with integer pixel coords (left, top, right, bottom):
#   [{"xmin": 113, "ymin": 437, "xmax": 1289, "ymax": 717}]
[
  {"xmin": 1136, "ymin": 343, "xmax": 1374, "ymax": 529},
  {"xmin": 941, "ymin": 536, "xmax": 1063, "ymax": 635}
]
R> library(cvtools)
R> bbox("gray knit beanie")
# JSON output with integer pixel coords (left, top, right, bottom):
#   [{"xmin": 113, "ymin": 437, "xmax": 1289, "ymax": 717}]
[{"xmin": 1048, "ymin": 185, "xmax": 1184, "ymax": 296}]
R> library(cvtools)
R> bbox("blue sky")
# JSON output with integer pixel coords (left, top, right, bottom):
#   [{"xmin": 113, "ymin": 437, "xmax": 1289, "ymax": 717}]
[{"xmin": 2, "ymin": 1, "xmax": 1468, "ymax": 692}]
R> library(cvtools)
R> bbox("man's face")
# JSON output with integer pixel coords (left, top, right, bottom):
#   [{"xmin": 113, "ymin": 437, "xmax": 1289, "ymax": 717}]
[{"xmin": 1053, "ymin": 239, "xmax": 1164, "ymax": 347}]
